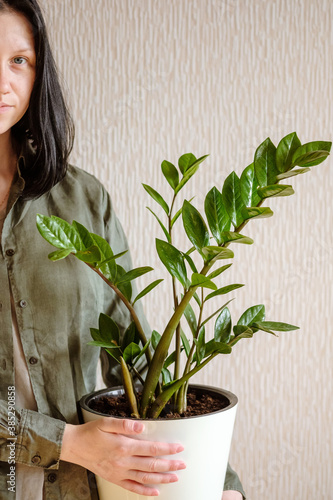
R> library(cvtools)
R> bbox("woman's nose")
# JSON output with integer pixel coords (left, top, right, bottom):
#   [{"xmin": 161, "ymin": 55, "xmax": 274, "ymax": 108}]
[{"xmin": 0, "ymin": 64, "xmax": 11, "ymax": 95}]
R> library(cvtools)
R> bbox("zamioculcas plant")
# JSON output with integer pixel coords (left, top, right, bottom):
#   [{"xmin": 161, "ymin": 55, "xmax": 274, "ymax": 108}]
[{"xmin": 36, "ymin": 132, "xmax": 331, "ymax": 419}]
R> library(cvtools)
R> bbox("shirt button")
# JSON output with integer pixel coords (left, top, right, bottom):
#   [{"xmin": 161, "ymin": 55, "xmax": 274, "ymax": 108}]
[
  {"xmin": 6, "ymin": 249, "xmax": 15, "ymax": 257},
  {"xmin": 31, "ymin": 455, "xmax": 41, "ymax": 465},
  {"xmin": 29, "ymin": 357, "xmax": 38, "ymax": 365},
  {"xmin": 47, "ymin": 473, "xmax": 57, "ymax": 483},
  {"xmin": 19, "ymin": 300, "xmax": 28, "ymax": 308}
]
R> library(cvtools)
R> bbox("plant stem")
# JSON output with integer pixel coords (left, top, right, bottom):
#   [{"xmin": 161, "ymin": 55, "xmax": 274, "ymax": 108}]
[{"xmin": 86, "ymin": 264, "xmax": 152, "ymax": 365}]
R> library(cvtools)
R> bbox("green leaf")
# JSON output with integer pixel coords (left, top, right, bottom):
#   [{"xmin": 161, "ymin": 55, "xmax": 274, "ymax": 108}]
[
  {"xmin": 292, "ymin": 141, "xmax": 331, "ymax": 167},
  {"xmin": 156, "ymin": 239, "xmax": 188, "ymax": 287},
  {"xmin": 230, "ymin": 326, "xmax": 254, "ymax": 344},
  {"xmin": 201, "ymin": 246, "xmax": 234, "ymax": 261},
  {"xmin": 123, "ymin": 343, "xmax": 141, "ymax": 364},
  {"xmin": 90, "ymin": 233, "xmax": 116, "ymax": 280},
  {"xmin": 184, "ymin": 302, "xmax": 198, "ymax": 336},
  {"xmin": 161, "ymin": 160, "xmax": 179, "ymax": 189},
  {"xmin": 182, "ymin": 200, "xmax": 210, "ymax": 253},
  {"xmin": 142, "ymin": 184, "xmax": 169, "ymax": 215},
  {"xmin": 48, "ymin": 248, "xmax": 72, "ymax": 261},
  {"xmin": 201, "ymin": 299, "xmax": 234, "ymax": 327},
  {"xmin": 276, "ymin": 132, "xmax": 302, "ymax": 172},
  {"xmin": 96, "ymin": 250, "xmax": 129, "ymax": 269},
  {"xmin": 75, "ymin": 245, "xmax": 102, "ymax": 264},
  {"xmin": 178, "ymin": 153, "xmax": 197, "ymax": 174},
  {"xmin": 237, "ymin": 305, "xmax": 265, "ymax": 327},
  {"xmin": 222, "ymin": 172, "xmax": 246, "ymax": 228},
  {"xmin": 243, "ymin": 207, "xmax": 274, "ymax": 221},
  {"xmin": 133, "ymin": 279, "xmax": 164, "ymax": 305},
  {"xmin": 99, "ymin": 313, "xmax": 120, "ymax": 346},
  {"xmin": 194, "ymin": 327, "xmax": 206, "ymax": 365},
  {"xmin": 161, "ymin": 367, "xmax": 173, "ymax": 385},
  {"xmin": 220, "ymin": 232, "xmax": 254, "ymax": 245},
  {"xmin": 164, "ymin": 350, "xmax": 177, "ymax": 369},
  {"xmin": 122, "ymin": 322, "xmax": 140, "ymax": 351},
  {"xmin": 204, "ymin": 187, "xmax": 231, "ymax": 245},
  {"xmin": 133, "ymin": 340, "xmax": 151, "ymax": 365},
  {"xmin": 115, "ymin": 265, "xmax": 132, "ymax": 301},
  {"xmin": 254, "ymin": 137, "xmax": 279, "ymax": 187},
  {"xmin": 240, "ymin": 163, "xmax": 262, "ymax": 207},
  {"xmin": 170, "ymin": 206, "xmax": 183, "ymax": 229},
  {"xmin": 207, "ymin": 263, "xmax": 233, "ymax": 279},
  {"xmin": 183, "ymin": 253, "xmax": 198, "ymax": 273},
  {"xmin": 175, "ymin": 155, "xmax": 209, "ymax": 194},
  {"xmin": 87, "ymin": 340, "xmax": 120, "ymax": 348},
  {"xmin": 36, "ymin": 214, "xmax": 82, "ymax": 251},
  {"xmin": 204, "ymin": 340, "xmax": 232, "ymax": 356},
  {"xmin": 257, "ymin": 185, "xmax": 294, "ymax": 199},
  {"xmin": 181, "ymin": 330, "xmax": 191, "ymax": 357},
  {"xmin": 116, "ymin": 266, "xmax": 153, "ymax": 286},
  {"xmin": 72, "ymin": 220, "xmax": 95, "ymax": 248},
  {"xmin": 214, "ymin": 307, "xmax": 232, "ymax": 343},
  {"xmin": 151, "ymin": 330, "xmax": 161, "ymax": 350},
  {"xmin": 205, "ymin": 283, "xmax": 244, "ymax": 301},
  {"xmin": 276, "ymin": 167, "xmax": 310, "ymax": 180},
  {"xmin": 253, "ymin": 321, "xmax": 299, "ymax": 332},
  {"xmin": 190, "ymin": 273, "xmax": 217, "ymax": 290},
  {"xmin": 147, "ymin": 207, "xmax": 171, "ymax": 243}
]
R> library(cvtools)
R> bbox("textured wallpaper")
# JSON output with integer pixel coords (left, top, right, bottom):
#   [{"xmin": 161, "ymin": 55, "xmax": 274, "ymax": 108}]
[{"xmin": 40, "ymin": 1, "xmax": 332, "ymax": 498}]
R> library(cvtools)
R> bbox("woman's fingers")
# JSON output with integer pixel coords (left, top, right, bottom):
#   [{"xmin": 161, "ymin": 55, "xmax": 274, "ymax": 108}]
[
  {"xmin": 127, "ymin": 469, "xmax": 179, "ymax": 485},
  {"xmin": 127, "ymin": 456, "xmax": 186, "ymax": 474},
  {"xmin": 119, "ymin": 480, "xmax": 160, "ymax": 497},
  {"xmin": 97, "ymin": 416, "xmax": 145, "ymax": 435},
  {"xmin": 128, "ymin": 438, "xmax": 184, "ymax": 457}
]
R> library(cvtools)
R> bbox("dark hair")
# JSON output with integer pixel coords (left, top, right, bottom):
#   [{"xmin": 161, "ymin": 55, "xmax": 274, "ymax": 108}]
[{"xmin": 0, "ymin": 0, "xmax": 75, "ymax": 199}]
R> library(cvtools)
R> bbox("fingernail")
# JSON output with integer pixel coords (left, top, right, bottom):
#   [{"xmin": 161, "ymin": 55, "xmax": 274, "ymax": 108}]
[
  {"xmin": 176, "ymin": 445, "xmax": 184, "ymax": 453},
  {"xmin": 170, "ymin": 475, "xmax": 178, "ymax": 483},
  {"xmin": 178, "ymin": 461, "xmax": 186, "ymax": 470},
  {"xmin": 134, "ymin": 422, "xmax": 144, "ymax": 433}
]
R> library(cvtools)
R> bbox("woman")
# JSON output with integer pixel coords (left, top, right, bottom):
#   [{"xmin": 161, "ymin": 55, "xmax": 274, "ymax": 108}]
[{"xmin": 0, "ymin": 1, "xmax": 245, "ymax": 498}]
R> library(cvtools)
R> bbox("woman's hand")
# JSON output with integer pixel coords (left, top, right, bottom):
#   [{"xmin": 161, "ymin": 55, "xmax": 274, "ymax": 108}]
[
  {"xmin": 222, "ymin": 491, "xmax": 243, "ymax": 500},
  {"xmin": 60, "ymin": 418, "xmax": 186, "ymax": 496}
]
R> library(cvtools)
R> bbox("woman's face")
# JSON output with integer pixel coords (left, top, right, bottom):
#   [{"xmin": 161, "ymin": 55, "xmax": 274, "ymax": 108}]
[{"xmin": 0, "ymin": 10, "xmax": 36, "ymax": 139}]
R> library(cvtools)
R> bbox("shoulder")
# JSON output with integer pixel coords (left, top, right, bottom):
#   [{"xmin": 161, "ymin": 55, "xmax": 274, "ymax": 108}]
[{"xmin": 61, "ymin": 164, "xmax": 108, "ymax": 199}]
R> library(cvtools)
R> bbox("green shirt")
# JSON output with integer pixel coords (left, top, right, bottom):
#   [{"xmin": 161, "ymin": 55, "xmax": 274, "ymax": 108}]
[{"xmin": 0, "ymin": 162, "xmax": 245, "ymax": 499}]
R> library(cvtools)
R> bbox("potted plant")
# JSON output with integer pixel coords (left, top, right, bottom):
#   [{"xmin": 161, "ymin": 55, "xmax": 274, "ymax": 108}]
[{"xmin": 36, "ymin": 132, "xmax": 331, "ymax": 500}]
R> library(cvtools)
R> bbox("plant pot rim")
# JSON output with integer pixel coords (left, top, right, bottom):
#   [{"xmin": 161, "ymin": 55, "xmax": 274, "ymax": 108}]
[{"xmin": 79, "ymin": 383, "xmax": 238, "ymax": 421}]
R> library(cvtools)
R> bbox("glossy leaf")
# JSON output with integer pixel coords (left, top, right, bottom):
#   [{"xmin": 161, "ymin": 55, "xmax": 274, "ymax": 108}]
[
  {"xmin": 161, "ymin": 367, "xmax": 173, "ymax": 385},
  {"xmin": 170, "ymin": 206, "xmax": 183, "ymax": 228},
  {"xmin": 115, "ymin": 265, "xmax": 132, "ymax": 301},
  {"xmin": 72, "ymin": 220, "xmax": 95, "ymax": 249},
  {"xmin": 194, "ymin": 327, "xmax": 206, "ymax": 365},
  {"xmin": 205, "ymin": 283, "xmax": 244, "ymax": 301},
  {"xmin": 164, "ymin": 350, "xmax": 177, "ymax": 369},
  {"xmin": 207, "ymin": 263, "xmax": 233, "ymax": 280},
  {"xmin": 201, "ymin": 246, "xmax": 234, "ymax": 261},
  {"xmin": 243, "ymin": 207, "xmax": 274, "ymax": 221},
  {"xmin": 220, "ymin": 232, "xmax": 254, "ymax": 245},
  {"xmin": 214, "ymin": 307, "xmax": 232, "ymax": 343},
  {"xmin": 142, "ymin": 184, "xmax": 169, "ymax": 215},
  {"xmin": 190, "ymin": 273, "xmax": 217, "ymax": 290},
  {"xmin": 99, "ymin": 313, "xmax": 120, "ymax": 345},
  {"xmin": 161, "ymin": 160, "xmax": 179, "ymax": 189},
  {"xmin": 151, "ymin": 330, "xmax": 161, "ymax": 351},
  {"xmin": 292, "ymin": 141, "xmax": 331, "ymax": 167},
  {"xmin": 133, "ymin": 279, "xmax": 164, "ymax": 305},
  {"xmin": 178, "ymin": 153, "xmax": 197, "ymax": 174},
  {"xmin": 175, "ymin": 155, "xmax": 209, "ymax": 194},
  {"xmin": 147, "ymin": 207, "xmax": 171, "ymax": 242},
  {"xmin": 183, "ymin": 253, "xmax": 198, "ymax": 273},
  {"xmin": 156, "ymin": 239, "xmax": 188, "ymax": 287},
  {"xmin": 116, "ymin": 266, "xmax": 153, "ymax": 286},
  {"xmin": 276, "ymin": 167, "xmax": 310, "ymax": 180},
  {"xmin": 237, "ymin": 305, "xmax": 265, "ymax": 327},
  {"xmin": 90, "ymin": 233, "xmax": 116, "ymax": 280},
  {"xmin": 276, "ymin": 132, "xmax": 301, "ymax": 172},
  {"xmin": 201, "ymin": 299, "xmax": 234, "ymax": 327},
  {"xmin": 222, "ymin": 172, "xmax": 246, "ymax": 228},
  {"xmin": 257, "ymin": 185, "xmax": 294, "ymax": 199},
  {"xmin": 254, "ymin": 137, "xmax": 279, "ymax": 187},
  {"xmin": 75, "ymin": 245, "xmax": 102, "ymax": 264},
  {"xmin": 133, "ymin": 340, "xmax": 151, "ymax": 365},
  {"xmin": 123, "ymin": 343, "xmax": 141, "ymax": 364},
  {"xmin": 204, "ymin": 187, "xmax": 231, "ymax": 245},
  {"xmin": 204, "ymin": 340, "xmax": 232, "ymax": 356},
  {"xmin": 182, "ymin": 200, "xmax": 210, "ymax": 252},
  {"xmin": 253, "ymin": 321, "xmax": 299, "ymax": 332},
  {"xmin": 36, "ymin": 214, "xmax": 82, "ymax": 251},
  {"xmin": 96, "ymin": 250, "xmax": 129, "ymax": 269},
  {"xmin": 122, "ymin": 322, "xmax": 140, "ymax": 351},
  {"xmin": 229, "ymin": 326, "xmax": 254, "ymax": 346},
  {"xmin": 181, "ymin": 330, "xmax": 191, "ymax": 356},
  {"xmin": 48, "ymin": 249, "xmax": 72, "ymax": 261},
  {"xmin": 240, "ymin": 163, "xmax": 262, "ymax": 207},
  {"xmin": 184, "ymin": 302, "xmax": 198, "ymax": 336}
]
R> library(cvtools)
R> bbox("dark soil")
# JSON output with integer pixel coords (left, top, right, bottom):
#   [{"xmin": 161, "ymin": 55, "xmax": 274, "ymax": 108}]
[{"xmin": 89, "ymin": 388, "xmax": 229, "ymax": 419}]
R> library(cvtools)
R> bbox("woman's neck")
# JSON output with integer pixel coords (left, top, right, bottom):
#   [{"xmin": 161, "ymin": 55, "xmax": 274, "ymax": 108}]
[{"xmin": 0, "ymin": 131, "xmax": 18, "ymax": 180}]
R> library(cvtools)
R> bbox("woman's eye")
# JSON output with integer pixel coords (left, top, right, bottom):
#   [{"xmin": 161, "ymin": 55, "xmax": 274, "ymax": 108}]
[{"xmin": 13, "ymin": 57, "xmax": 26, "ymax": 65}]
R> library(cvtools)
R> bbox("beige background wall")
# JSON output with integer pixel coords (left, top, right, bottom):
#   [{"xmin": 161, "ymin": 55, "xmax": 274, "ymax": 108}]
[{"xmin": 41, "ymin": 1, "xmax": 332, "ymax": 498}]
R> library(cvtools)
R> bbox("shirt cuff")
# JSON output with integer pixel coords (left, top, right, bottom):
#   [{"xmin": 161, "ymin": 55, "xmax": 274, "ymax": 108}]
[{"xmin": 224, "ymin": 462, "xmax": 246, "ymax": 499}]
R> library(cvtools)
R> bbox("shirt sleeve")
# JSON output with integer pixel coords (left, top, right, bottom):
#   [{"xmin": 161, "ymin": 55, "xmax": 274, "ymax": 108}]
[
  {"xmin": 224, "ymin": 462, "xmax": 246, "ymax": 499},
  {"xmin": 0, "ymin": 400, "xmax": 65, "ymax": 469}
]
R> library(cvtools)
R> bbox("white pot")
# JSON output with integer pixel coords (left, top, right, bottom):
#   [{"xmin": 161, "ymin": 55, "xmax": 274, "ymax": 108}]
[{"xmin": 79, "ymin": 384, "xmax": 238, "ymax": 500}]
